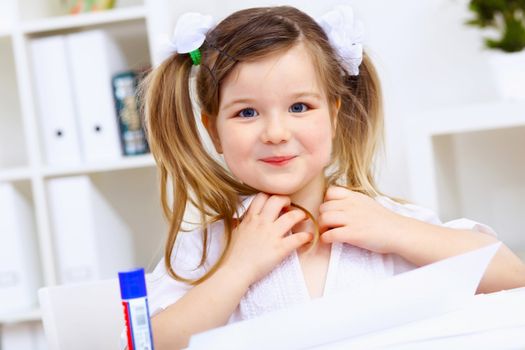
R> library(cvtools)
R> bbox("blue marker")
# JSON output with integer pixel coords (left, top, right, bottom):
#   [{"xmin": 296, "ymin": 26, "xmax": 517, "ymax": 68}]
[{"xmin": 118, "ymin": 268, "xmax": 155, "ymax": 350}]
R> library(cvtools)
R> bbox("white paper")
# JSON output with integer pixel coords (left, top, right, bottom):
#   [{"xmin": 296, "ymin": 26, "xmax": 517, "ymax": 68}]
[
  {"xmin": 187, "ymin": 243, "xmax": 501, "ymax": 350},
  {"xmin": 317, "ymin": 287, "xmax": 525, "ymax": 349}
]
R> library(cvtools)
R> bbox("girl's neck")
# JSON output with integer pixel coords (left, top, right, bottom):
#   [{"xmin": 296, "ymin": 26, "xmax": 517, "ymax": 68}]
[
  {"xmin": 289, "ymin": 173, "xmax": 326, "ymax": 221},
  {"xmin": 290, "ymin": 173, "xmax": 330, "ymax": 255}
]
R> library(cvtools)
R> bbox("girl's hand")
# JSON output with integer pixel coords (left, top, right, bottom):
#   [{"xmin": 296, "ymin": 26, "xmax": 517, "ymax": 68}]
[
  {"xmin": 319, "ymin": 186, "xmax": 404, "ymax": 254},
  {"xmin": 222, "ymin": 192, "xmax": 313, "ymax": 286}
]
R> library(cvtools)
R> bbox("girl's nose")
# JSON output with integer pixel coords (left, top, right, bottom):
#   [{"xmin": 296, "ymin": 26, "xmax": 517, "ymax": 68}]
[{"xmin": 261, "ymin": 114, "xmax": 292, "ymax": 144}]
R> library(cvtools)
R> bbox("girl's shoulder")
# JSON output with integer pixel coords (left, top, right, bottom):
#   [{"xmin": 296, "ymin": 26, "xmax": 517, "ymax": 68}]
[
  {"xmin": 374, "ymin": 195, "xmax": 442, "ymax": 225},
  {"xmin": 169, "ymin": 220, "xmax": 226, "ymax": 268},
  {"xmin": 374, "ymin": 195, "xmax": 497, "ymax": 237}
]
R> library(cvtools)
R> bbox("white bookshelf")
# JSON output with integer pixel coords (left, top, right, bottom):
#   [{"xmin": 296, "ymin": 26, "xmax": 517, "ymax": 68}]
[
  {"xmin": 405, "ymin": 100, "xmax": 525, "ymax": 259},
  {"xmin": 0, "ymin": 0, "xmax": 174, "ymax": 329}
]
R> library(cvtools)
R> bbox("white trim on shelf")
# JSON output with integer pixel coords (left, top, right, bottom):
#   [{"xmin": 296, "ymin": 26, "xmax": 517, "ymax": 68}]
[
  {"xmin": 0, "ymin": 308, "xmax": 41, "ymax": 325},
  {"xmin": 0, "ymin": 167, "xmax": 32, "ymax": 182},
  {"xmin": 21, "ymin": 5, "xmax": 146, "ymax": 34},
  {"xmin": 41, "ymin": 154, "xmax": 156, "ymax": 178},
  {"xmin": 407, "ymin": 100, "xmax": 525, "ymax": 136}
]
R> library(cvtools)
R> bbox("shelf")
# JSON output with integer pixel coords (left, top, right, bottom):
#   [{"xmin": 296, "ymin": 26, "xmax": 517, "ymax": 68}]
[
  {"xmin": 21, "ymin": 5, "xmax": 146, "ymax": 34},
  {"xmin": 0, "ymin": 308, "xmax": 41, "ymax": 325},
  {"xmin": 407, "ymin": 100, "xmax": 525, "ymax": 136},
  {"xmin": 0, "ymin": 167, "xmax": 32, "ymax": 182},
  {"xmin": 41, "ymin": 154, "xmax": 156, "ymax": 178},
  {"xmin": 405, "ymin": 100, "xmax": 525, "ymax": 212}
]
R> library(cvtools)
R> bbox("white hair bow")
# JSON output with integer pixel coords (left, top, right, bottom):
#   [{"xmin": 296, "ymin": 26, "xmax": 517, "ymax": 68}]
[
  {"xmin": 157, "ymin": 12, "xmax": 215, "ymax": 64},
  {"xmin": 317, "ymin": 5, "xmax": 365, "ymax": 76}
]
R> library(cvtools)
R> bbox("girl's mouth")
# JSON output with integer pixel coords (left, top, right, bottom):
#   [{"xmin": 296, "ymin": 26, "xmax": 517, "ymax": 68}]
[{"xmin": 260, "ymin": 156, "xmax": 296, "ymax": 166}]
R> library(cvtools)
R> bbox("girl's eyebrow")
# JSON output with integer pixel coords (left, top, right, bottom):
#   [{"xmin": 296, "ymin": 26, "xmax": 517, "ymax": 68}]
[
  {"xmin": 220, "ymin": 98, "xmax": 256, "ymax": 111},
  {"xmin": 290, "ymin": 91, "xmax": 322, "ymax": 100},
  {"xmin": 220, "ymin": 91, "xmax": 322, "ymax": 111}
]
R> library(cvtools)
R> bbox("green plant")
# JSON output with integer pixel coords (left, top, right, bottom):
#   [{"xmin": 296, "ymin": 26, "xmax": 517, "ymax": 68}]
[{"xmin": 466, "ymin": 0, "xmax": 525, "ymax": 52}]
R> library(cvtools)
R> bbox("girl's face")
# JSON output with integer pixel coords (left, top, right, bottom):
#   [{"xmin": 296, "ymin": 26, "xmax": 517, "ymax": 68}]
[{"xmin": 208, "ymin": 43, "xmax": 335, "ymax": 196}]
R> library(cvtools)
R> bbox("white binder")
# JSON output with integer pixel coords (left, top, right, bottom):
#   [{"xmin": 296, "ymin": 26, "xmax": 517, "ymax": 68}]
[
  {"xmin": 0, "ymin": 184, "xmax": 40, "ymax": 313},
  {"xmin": 46, "ymin": 176, "xmax": 134, "ymax": 284},
  {"xmin": 30, "ymin": 35, "xmax": 83, "ymax": 166},
  {"xmin": 65, "ymin": 30, "xmax": 126, "ymax": 162}
]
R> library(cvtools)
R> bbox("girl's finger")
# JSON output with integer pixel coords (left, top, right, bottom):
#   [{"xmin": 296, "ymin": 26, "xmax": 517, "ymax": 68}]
[
  {"xmin": 275, "ymin": 209, "xmax": 306, "ymax": 235},
  {"xmin": 259, "ymin": 195, "xmax": 291, "ymax": 221},
  {"xmin": 318, "ymin": 210, "xmax": 348, "ymax": 231},
  {"xmin": 283, "ymin": 231, "xmax": 313, "ymax": 252},
  {"xmin": 320, "ymin": 226, "xmax": 349, "ymax": 243},
  {"xmin": 245, "ymin": 192, "xmax": 269, "ymax": 217},
  {"xmin": 319, "ymin": 199, "xmax": 347, "ymax": 213},
  {"xmin": 324, "ymin": 186, "xmax": 354, "ymax": 201}
]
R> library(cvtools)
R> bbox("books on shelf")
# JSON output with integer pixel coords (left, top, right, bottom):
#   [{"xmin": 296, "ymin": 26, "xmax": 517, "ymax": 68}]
[
  {"xmin": 0, "ymin": 184, "xmax": 40, "ymax": 314},
  {"xmin": 112, "ymin": 71, "xmax": 149, "ymax": 156},
  {"xmin": 29, "ymin": 29, "xmax": 150, "ymax": 167},
  {"xmin": 46, "ymin": 175, "xmax": 134, "ymax": 284}
]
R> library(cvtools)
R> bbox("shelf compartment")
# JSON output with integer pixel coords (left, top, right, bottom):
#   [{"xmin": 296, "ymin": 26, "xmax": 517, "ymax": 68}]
[
  {"xmin": 0, "ymin": 182, "xmax": 43, "ymax": 318},
  {"xmin": 27, "ymin": 20, "xmax": 152, "ymax": 167},
  {"xmin": 405, "ymin": 102, "xmax": 525, "ymax": 258},
  {"xmin": 433, "ymin": 126, "xmax": 525, "ymax": 255},
  {"xmin": 45, "ymin": 167, "xmax": 165, "ymax": 285}
]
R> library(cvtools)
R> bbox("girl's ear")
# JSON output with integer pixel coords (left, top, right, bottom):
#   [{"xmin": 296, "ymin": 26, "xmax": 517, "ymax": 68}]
[{"xmin": 201, "ymin": 114, "xmax": 223, "ymax": 153}]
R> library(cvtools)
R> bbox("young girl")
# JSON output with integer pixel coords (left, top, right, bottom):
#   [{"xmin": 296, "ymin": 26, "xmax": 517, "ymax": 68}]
[{"xmin": 129, "ymin": 5, "xmax": 525, "ymax": 350}]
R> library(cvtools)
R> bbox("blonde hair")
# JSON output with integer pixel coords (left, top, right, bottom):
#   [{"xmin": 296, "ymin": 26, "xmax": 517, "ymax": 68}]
[{"xmin": 142, "ymin": 6, "xmax": 385, "ymax": 285}]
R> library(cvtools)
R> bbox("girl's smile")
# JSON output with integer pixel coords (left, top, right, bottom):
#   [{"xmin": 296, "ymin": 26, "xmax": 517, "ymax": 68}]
[{"xmin": 259, "ymin": 155, "xmax": 297, "ymax": 166}]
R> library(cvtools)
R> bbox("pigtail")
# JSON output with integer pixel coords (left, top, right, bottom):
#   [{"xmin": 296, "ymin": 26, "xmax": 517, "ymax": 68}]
[
  {"xmin": 328, "ymin": 53, "xmax": 385, "ymax": 197},
  {"xmin": 142, "ymin": 54, "xmax": 250, "ymax": 285}
]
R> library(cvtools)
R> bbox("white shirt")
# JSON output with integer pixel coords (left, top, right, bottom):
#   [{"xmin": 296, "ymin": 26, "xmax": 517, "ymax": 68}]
[{"xmin": 120, "ymin": 195, "xmax": 496, "ymax": 348}]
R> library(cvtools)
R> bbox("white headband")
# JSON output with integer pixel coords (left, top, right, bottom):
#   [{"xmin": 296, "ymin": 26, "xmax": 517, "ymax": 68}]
[{"xmin": 159, "ymin": 5, "xmax": 364, "ymax": 76}]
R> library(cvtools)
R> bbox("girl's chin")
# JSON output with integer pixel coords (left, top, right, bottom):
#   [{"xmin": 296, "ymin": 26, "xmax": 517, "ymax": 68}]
[{"xmin": 250, "ymin": 185, "xmax": 302, "ymax": 197}]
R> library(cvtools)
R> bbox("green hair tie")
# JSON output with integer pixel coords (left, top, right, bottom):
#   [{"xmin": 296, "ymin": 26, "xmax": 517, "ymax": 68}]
[{"xmin": 189, "ymin": 49, "xmax": 202, "ymax": 65}]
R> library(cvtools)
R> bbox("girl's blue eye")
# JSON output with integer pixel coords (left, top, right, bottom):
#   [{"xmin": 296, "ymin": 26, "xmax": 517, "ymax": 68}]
[
  {"xmin": 238, "ymin": 108, "xmax": 258, "ymax": 118},
  {"xmin": 289, "ymin": 103, "xmax": 308, "ymax": 113}
]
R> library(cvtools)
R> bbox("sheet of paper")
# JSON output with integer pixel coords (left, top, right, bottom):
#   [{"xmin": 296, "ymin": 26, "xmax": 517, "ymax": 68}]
[
  {"xmin": 315, "ymin": 287, "xmax": 525, "ymax": 349},
  {"xmin": 187, "ymin": 243, "xmax": 501, "ymax": 350}
]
